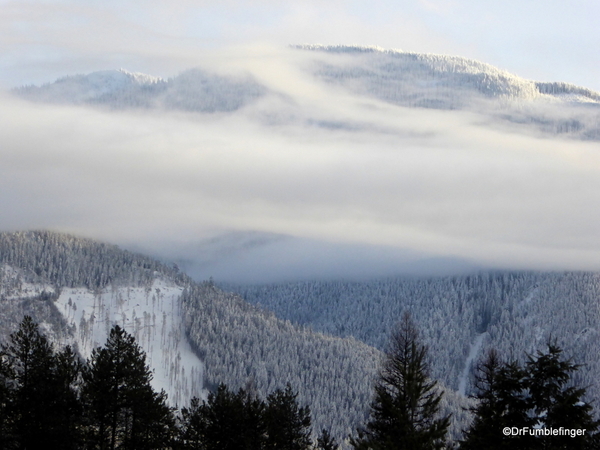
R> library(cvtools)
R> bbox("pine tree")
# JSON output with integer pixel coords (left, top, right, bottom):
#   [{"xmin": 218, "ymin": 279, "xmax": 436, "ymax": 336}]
[
  {"xmin": 180, "ymin": 384, "xmax": 266, "ymax": 450},
  {"xmin": 351, "ymin": 312, "xmax": 450, "ymax": 450},
  {"xmin": 0, "ymin": 316, "xmax": 83, "ymax": 449},
  {"xmin": 179, "ymin": 396, "xmax": 206, "ymax": 449},
  {"xmin": 460, "ymin": 343, "xmax": 599, "ymax": 450},
  {"xmin": 525, "ymin": 343, "xmax": 599, "ymax": 450},
  {"xmin": 0, "ymin": 346, "xmax": 15, "ymax": 449},
  {"xmin": 264, "ymin": 383, "xmax": 312, "ymax": 450},
  {"xmin": 82, "ymin": 325, "xmax": 175, "ymax": 450},
  {"xmin": 459, "ymin": 350, "xmax": 532, "ymax": 450}
]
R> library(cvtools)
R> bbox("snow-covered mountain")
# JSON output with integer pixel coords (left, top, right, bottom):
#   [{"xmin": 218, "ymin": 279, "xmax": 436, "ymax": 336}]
[
  {"xmin": 5, "ymin": 46, "xmax": 600, "ymax": 443},
  {"xmin": 0, "ymin": 231, "xmax": 392, "ymax": 440},
  {"xmin": 299, "ymin": 45, "xmax": 600, "ymax": 139},
  {"xmin": 12, "ymin": 45, "xmax": 600, "ymax": 139},
  {"xmin": 299, "ymin": 44, "xmax": 600, "ymax": 105},
  {"xmin": 1, "ymin": 262, "xmax": 202, "ymax": 406},
  {"xmin": 4, "ymin": 231, "xmax": 599, "ymax": 443},
  {"xmin": 227, "ymin": 271, "xmax": 600, "ymax": 406},
  {"xmin": 15, "ymin": 67, "xmax": 266, "ymax": 112},
  {"xmin": 15, "ymin": 69, "xmax": 165, "ymax": 105}
]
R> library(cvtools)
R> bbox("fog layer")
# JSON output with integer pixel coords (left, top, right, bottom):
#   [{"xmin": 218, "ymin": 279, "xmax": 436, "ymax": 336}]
[{"xmin": 2, "ymin": 50, "xmax": 600, "ymax": 281}]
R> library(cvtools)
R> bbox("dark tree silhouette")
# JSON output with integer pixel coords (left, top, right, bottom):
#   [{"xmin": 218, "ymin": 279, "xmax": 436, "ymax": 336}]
[
  {"xmin": 460, "ymin": 343, "xmax": 599, "ymax": 450},
  {"xmin": 264, "ymin": 383, "xmax": 312, "ymax": 450},
  {"xmin": 1, "ymin": 315, "xmax": 83, "ymax": 449},
  {"xmin": 82, "ymin": 325, "xmax": 174, "ymax": 450},
  {"xmin": 351, "ymin": 312, "xmax": 450, "ymax": 450}
]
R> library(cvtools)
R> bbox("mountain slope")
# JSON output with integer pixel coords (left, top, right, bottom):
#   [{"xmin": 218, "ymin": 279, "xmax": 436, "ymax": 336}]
[
  {"xmin": 227, "ymin": 271, "xmax": 600, "ymax": 405},
  {"xmin": 299, "ymin": 44, "xmax": 600, "ymax": 105},
  {"xmin": 0, "ymin": 231, "xmax": 392, "ymax": 440},
  {"xmin": 14, "ymin": 67, "xmax": 266, "ymax": 112},
  {"xmin": 298, "ymin": 45, "xmax": 600, "ymax": 139},
  {"xmin": 12, "ymin": 45, "xmax": 600, "ymax": 140}
]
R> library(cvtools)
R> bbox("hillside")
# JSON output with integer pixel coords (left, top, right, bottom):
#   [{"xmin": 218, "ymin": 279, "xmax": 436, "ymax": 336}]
[
  {"xmin": 0, "ymin": 230, "xmax": 389, "ymax": 440},
  {"xmin": 227, "ymin": 271, "xmax": 600, "ymax": 404}
]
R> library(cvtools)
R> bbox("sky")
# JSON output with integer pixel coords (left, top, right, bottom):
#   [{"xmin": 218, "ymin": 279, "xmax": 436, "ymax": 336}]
[{"xmin": 1, "ymin": 0, "xmax": 600, "ymax": 282}]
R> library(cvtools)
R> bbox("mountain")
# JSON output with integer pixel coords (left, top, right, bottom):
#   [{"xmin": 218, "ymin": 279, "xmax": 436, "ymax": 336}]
[
  {"xmin": 298, "ymin": 44, "xmax": 600, "ymax": 105},
  {"xmin": 4, "ymin": 231, "xmax": 598, "ymax": 444},
  {"xmin": 5, "ymin": 46, "xmax": 600, "ymax": 443},
  {"xmin": 226, "ymin": 271, "xmax": 600, "ymax": 405},
  {"xmin": 14, "ymin": 67, "xmax": 266, "ymax": 112},
  {"xmin": 0, "ymin": 230, "xmax": 395, "ymax": 441},
  {"xmin": 12, "ymin": 45, "xmax": 600, "ymax": 140}
]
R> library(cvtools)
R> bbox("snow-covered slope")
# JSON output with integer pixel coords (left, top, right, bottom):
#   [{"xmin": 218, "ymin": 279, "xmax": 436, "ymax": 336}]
[
  {"xmin": 298, "ymin": 44, "xmax": 600, "ymax": 106},
  {"xmin": 15, "ymin": 69, "xmax": 165, "ymax": 105},
  {"xmin": 0, "ymin": 264, "xmax": 56, "ymax": 300},
  {"xmin": 1, "ymin": 262, "xmax": 203, "ymax": 406},
  {"xmin": 228, "ymin": 271, "xmax": 600, "ymax": 403},
  {"xmin": 54, "ymin": 279, "xmax": 203, "ymax": 406},
  {"xmin": 0, "ymin": 231, "xmax": 402, "ymax": 442},
  {"xmin": 298, "ymin": 45, "xmax": 600, "ymax": 139},
  {"xmin": 15, "ymin": 67, "xmax": 266, "ymax": 112},
  {"xmin": 12, "ymin": 45, "xmax": 600, "ymax": 139}
]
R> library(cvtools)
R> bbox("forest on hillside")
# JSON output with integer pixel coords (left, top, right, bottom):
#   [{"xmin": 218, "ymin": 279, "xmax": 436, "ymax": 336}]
[{"xmin": 2, "ymin": 315, "xmax": 598, "ymax": 449}]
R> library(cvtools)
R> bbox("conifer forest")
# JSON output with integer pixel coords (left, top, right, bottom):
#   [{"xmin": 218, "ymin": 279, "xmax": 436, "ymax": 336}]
[{"xmin": 1, "ymin": 232, "xmax": 600, "ymax": 448}]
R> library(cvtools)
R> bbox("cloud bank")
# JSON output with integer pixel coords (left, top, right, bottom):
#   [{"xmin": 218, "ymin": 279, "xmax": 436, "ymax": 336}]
[{"xmin": 2, "ymin": 49, "xmax": 600, "ymax": 281}]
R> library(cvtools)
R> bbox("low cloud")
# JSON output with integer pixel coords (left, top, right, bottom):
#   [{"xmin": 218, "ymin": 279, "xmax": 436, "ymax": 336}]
[{"xmin": 2, "ymin": 51, "xmax": 600, "ymax": 281}]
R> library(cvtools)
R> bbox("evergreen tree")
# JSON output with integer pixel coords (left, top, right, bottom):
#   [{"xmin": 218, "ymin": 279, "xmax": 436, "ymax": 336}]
[
  {"xmin": 351, "ymin": 312, "xmax": 450, "ymax": 450},
  {"xmin": 82, "ymin": 325, "xmax": 175, "ymax": 450},
  {"xmin": 179, "ymin": 396, "xmax": 206, "ymax": 449},
  {"xmin": 460, "ymin": 343, "xmax": 599, "ymax": 450},
  {"xmin": 180, "ymin": 384, "xmax": 265, "ymax": 450},
  {"xmin": 525, "ymin": 343, "xmax": 599, "ymax": 450},
  {"xmin": 264, "ymin": 383, "xmax": 312, "ymax": 450},
  {"xmin": 316, "ymin": 429, "xmax": 339, "ymax": 450},
  {"xmin": 0, "ymin": 347, "xmax": 15, "ymax": 449},
  {"xmin": 1, "ymin": 315, "xmax": 83, "ymax": 450},
  {"xmin": 179, "ymin": 383, "xmax": 312, "ymax": 450},
  {"xmin": 459, "ymin": 350, "xmax": 532, "ymax": 450}
]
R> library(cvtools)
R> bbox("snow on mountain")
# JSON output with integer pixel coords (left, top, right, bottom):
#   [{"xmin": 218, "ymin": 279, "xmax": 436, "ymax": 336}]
[
  {"xmin": 54, "ymin": 279, "xmax": 203, "ymax": 407},
  {"xmin": 11, "ymin": 45, "xmax": 600, "ymax": 140},
  {"xmin": 296, "ymin": 45, "xmax": 600, "ymax": 139},
  {"xmin": 297, "ymin": 44, "xmax": 540, "ymax": 105},
  {"xmin": 297, "ymin": 44, "xmax": 600, "ymax": 106},
  {"xmin": 0, "ymin": 231, "xmax": 399, "ymax": 441},
  {"xmin": 15, "ymin": 69, "xmax": 165, "ymax": 105},
  {"xmin": 229, "ymin": 271, "xmax": 600, "ymax": 404},
  {"xmin": 458, "ymin": 332, "xmax": 486, "ymax": 396},
  {"xmin": 0, "ymin": 264, "xmax": 56, "ymax": 300},
  {"xmin": 14, "ymin": 67, "xmax": 266, "ymax": 112},
  {"xmin": 1, "ymin": 261, "xmax": 203, "ymax": 406}
]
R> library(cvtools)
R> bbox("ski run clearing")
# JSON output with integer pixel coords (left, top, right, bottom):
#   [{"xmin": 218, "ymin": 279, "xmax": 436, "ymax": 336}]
[{"xmin": 54, "ymin": 278, "xmax": 204, "ymax": 407}]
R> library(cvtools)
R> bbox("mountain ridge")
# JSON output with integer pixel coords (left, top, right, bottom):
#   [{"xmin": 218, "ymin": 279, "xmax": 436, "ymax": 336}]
[{"xmin": 10, "ymin": 45, "xmax": 600, "ymax": 140}]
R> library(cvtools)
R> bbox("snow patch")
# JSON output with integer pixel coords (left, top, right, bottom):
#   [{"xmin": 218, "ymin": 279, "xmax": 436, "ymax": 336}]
[
  {"xmin": 54, "ymin": 278, "xmax": 204, "ymax": 406},
  {"xmin": 458, "ymin": 333, "xmax": 486, "ymax": 396}
]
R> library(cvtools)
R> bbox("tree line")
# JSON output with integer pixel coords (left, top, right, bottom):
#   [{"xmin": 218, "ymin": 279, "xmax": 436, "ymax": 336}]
[
  {"xmin": 0, "ymin": 316, "xmax": 336, "ymax": 450},
  {"xmin": 2, "ymin": 314, "xmax": 599, "ymax": 449},
  {"xmin": 351, "ymin": 312, "xmax": 600, "ymax": 449},
  {"xmin": 0, "ymin": 230, "xmax": 382, "ymax": 439}
]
